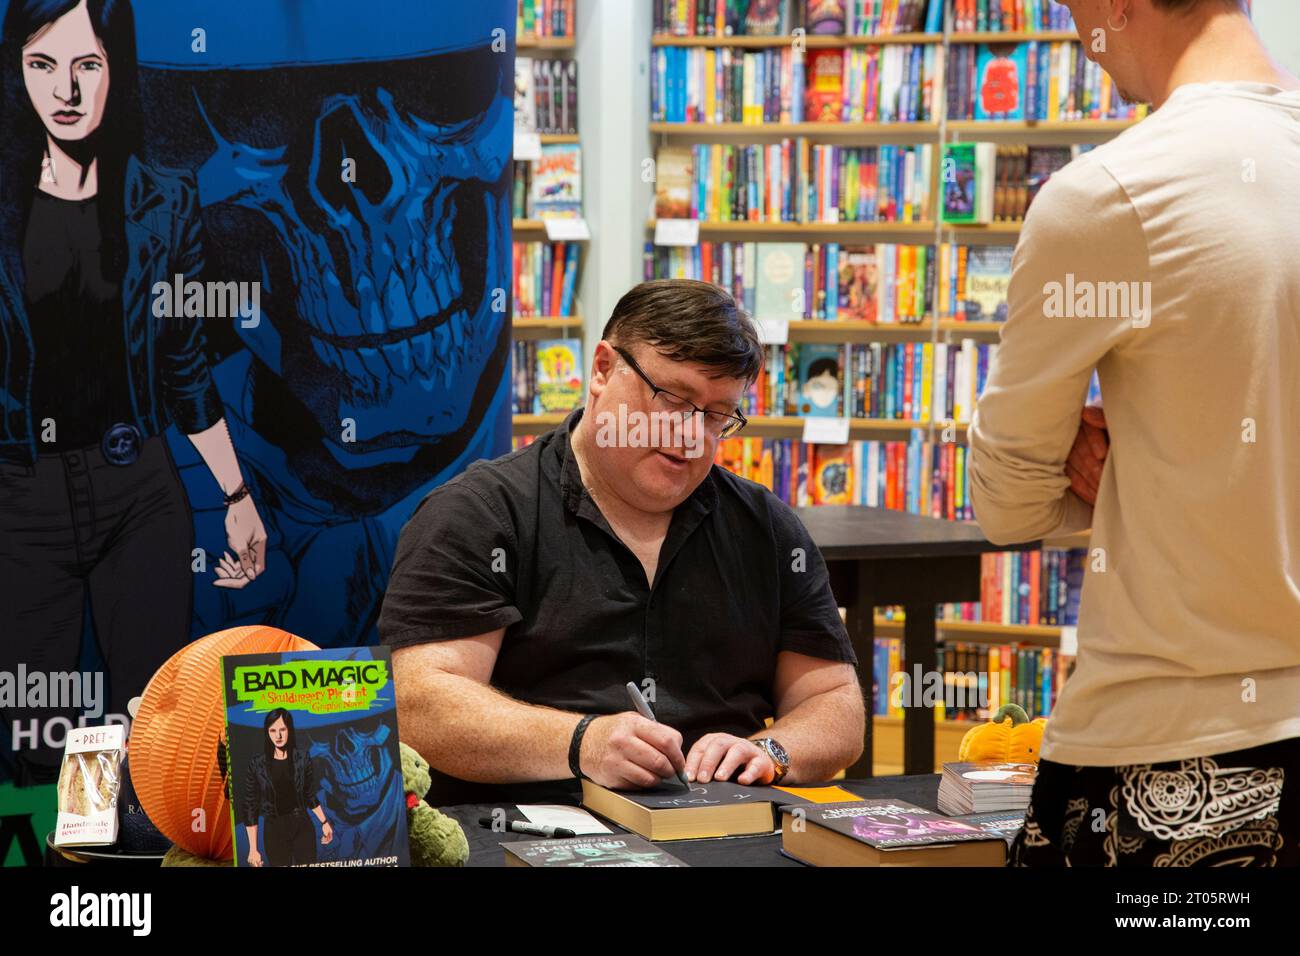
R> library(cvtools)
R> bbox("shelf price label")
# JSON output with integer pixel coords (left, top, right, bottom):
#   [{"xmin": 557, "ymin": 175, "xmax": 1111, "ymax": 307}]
[
  {"xmin": 802, "ymin": 417, "xmax": 850, "ymax": 445},
  {"xmin": 654, "ymin": 219, "xmax": 700, "ymax": 247},
  {"xmin": 513, "ymin": 129, "xmax": 542, "ymax": 161},
  {"xmin": 543, "ymin": 217, "xmax": 591, "ymax": 241},
  {"xmin": 754, "ymin": 318, "xmax": 789, "ymax": 345}
]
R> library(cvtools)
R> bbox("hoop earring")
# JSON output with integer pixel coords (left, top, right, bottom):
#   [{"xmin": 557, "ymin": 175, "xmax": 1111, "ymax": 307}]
[{"xmin": 1107, "ymin": 11, "xmax": 1128, "ymax": 31}]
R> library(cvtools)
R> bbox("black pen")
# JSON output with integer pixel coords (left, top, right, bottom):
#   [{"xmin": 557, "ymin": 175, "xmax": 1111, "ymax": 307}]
[
  {"xmin": 478, "ymin": 817, "xmax": 577, "ymax": 838},
  {"xmin": 626, "ymin": 681, "xmax": 692, "ymax": 791}
]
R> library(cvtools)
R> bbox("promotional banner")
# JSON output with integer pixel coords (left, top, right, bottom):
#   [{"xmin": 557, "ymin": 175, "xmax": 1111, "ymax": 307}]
[{"xmin": 0, "ymin": 0, "xmax": 513, "ymax": 834}]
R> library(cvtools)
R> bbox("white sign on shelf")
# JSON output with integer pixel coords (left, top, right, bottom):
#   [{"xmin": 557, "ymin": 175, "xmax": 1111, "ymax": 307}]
[
  {"xmin": 1058, "ymin": 625, "xmax": 1078, "ymax": 657},
  {"xmin": 754, "ymin": 318, "xmax": 790, "ymax": 345},
  {"xmin": 654, "ymin": 218, "xmax": 700, "ymax": 247},
  {"xmin": 543, "ymin": 217, "xmax": 591, "ymax": 241},
  {"xmin": 513, "ymin": 129, "xmax": 542, "ymax": 161},
  {"xmin": 802, "ymin": 416, "xmax": 850, "ymax": 445}
]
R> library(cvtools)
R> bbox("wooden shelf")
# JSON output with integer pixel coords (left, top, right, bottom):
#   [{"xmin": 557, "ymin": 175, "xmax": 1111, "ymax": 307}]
[
  {"xmin": 517, "ymin": 36, "xmax": 575, "ymax": 50},
  {"xmin": 775, "ymin": 319, "xmax": 1004, "ymax": 342},
  {"xmin": 513, "ymin": 218, "xmax": 590, "ymax": 238},
  {"xmin": 513, "ymin": 413, "xmax": 567, "ymax": 434},
  {"xmin": 948, "ymin": 31, "xmax": 1079, "ymax": 43},
  {"xmin": 874, "ymin": 616, "xmax": 1063, "ymax": 647},
  {"xmin": 538, "ymin": 133, "xmax": 580, "ymax": 144},
  {"xmin": 742, "ymin": 415, "xmax": 964, "ymax": 438},
  {"xmin": 650, "ymin": 121, "xmax": 939, "ymax": 142},
  {"xmin": 651, "ymin": 32, "xmax": 943, "ymax": 48},
  {"xmin": 512, "ymin": 317, "xmax": 584, "ymax": 339},
  {"xmin": 647, "ymin": 219, "xmax": 936, "ymax": 240}
]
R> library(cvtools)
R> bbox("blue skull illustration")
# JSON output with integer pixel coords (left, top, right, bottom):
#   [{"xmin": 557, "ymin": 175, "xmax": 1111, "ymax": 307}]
[
  {"xmin": 135, "ymin": 2, "xmax": 515, "ymax": 644},
  {"xmin": 307, "ymin": 717, "xmax": 403, "ymax": 862}
]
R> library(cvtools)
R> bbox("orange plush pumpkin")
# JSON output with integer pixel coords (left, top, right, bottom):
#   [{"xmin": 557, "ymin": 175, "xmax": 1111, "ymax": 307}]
[
  {"xmin": 957, "ymin": 703, "xmax": 1047, "ymax": 763},
  {"xmin": 129, "ymin": 626, "xmax": 318, "ymax": 860}
]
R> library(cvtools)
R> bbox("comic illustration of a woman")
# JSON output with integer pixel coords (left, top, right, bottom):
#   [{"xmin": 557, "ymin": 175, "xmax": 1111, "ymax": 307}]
[
  {"xmin": 240, "ymin": 708, "xmax": 333, "ymax": 867},
  {"xmin": 0, "ymin": 0, "xmax": 267, "ymax": 782}
]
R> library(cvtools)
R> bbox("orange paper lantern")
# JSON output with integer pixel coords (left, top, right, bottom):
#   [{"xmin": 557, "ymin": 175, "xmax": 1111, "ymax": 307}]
[{"xmin": 129, "ymin": 626, "xmax": 318, "ymax": 861}]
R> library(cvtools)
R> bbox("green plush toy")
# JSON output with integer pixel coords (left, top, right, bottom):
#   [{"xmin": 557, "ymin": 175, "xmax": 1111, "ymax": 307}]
[
  {"xmin": 161, "ymin": 742, "xmax": 468, "ymax": 867},
  {"xmin": 401, "ymin": 742, "xmax": 470, "ymax": 867}
]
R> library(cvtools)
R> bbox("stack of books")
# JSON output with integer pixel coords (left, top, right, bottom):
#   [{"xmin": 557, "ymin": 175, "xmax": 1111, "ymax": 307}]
[{"xmin": 938, "ymin": 761, "xmax": 1038, "ymax": 815}]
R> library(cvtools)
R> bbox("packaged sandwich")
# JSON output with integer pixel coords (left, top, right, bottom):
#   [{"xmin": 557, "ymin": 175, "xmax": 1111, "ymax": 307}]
[{"xmin": 54, "ymin": 725, "xmax": 126, "ymax": 847}]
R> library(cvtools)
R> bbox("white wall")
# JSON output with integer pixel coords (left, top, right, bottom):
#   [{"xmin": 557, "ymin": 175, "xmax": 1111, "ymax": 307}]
[
  {"xmin": 1253, "ymin": 0, "xmax": 1300, "ymax": 75},
  {"xmin": 575, "ymin": 0, "xmax": 654, "ymax": 368}
]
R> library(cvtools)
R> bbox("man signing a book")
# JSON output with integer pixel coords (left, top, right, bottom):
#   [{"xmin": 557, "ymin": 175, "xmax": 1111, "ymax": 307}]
[{"xmin": 380, "ymin": 279, "xmax": 865, "ymax": 805}]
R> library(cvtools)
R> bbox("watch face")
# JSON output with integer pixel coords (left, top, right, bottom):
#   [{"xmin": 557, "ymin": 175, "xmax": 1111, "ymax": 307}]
[{"xmin": 766, "ymin": 739, "xmax": 789, "ymax": 768}]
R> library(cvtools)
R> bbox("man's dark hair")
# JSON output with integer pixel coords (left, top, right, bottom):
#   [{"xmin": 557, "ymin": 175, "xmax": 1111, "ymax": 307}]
[{"xmin": 601, "ymin": 279, "xmax": 764, "ymax": 384}]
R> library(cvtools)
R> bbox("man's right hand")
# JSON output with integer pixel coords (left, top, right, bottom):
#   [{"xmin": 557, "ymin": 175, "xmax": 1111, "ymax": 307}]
[
  {"xmin": 578, "ymin": 712, "xmax": 688, "ymax": 790},
  {"xmin": 1066, "ymin": 405, "xmax": 1108, "ymax": 505}
]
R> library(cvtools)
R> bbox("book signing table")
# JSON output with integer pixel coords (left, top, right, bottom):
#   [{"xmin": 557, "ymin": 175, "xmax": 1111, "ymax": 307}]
[{"xmin": 442, "ymin": 774, "xmax": 947, "ymax": 868}]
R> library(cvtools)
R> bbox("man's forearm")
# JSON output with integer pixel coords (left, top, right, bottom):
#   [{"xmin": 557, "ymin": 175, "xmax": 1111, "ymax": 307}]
[
  {"xmin": 398, "ymin": 669, "xmax": 582, "ymax": 784},
  {"xmin": 756, "ymin": 682, "xmax": 864, "ymax": 783}
]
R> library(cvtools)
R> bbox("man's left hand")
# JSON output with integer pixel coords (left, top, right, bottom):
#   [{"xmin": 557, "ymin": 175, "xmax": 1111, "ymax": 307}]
[{"xmin": 685, "ymin": 734, "xmax": 776, "ymax": 785}]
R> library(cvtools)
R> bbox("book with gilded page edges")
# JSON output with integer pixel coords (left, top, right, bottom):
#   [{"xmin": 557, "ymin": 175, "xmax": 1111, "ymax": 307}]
[{"xmin": 780, "ymin": 799, "xmax": 1007, "ymax": 866}]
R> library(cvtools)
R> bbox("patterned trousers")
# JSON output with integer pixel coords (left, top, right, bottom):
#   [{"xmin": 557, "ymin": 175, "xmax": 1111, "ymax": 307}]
[{"xmin": 1009, "ymin": 737, "xmax": 1299, "ymax": 866}]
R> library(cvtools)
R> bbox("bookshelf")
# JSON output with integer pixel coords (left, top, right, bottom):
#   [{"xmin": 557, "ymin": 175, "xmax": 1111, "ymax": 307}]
[
  {"xmin": 645, "ymin": 1, "xmax": 1114, "ymax": 768},
  {"xmin": 513, "ymin": 0, "xmax": 586, "ymax": 438}
]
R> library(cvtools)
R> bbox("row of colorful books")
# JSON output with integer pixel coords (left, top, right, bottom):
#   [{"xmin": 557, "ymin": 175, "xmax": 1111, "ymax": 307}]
[
  {"xmin": 512, "ymin": 241, "xmax": 581, "ymax": 317},
  {"xmin": 714, "ymin": 434, "xmax": 975, "ymax": 516},
  {"xmin": 742, "ymin": 340, "xmax": 993, "ymax": 423},
  {"xmin": 872, "ymin": 637, "xmax": 1076, "ymax": 722},
  {"xmin": 514, "ymin": 57, "xmax": 579, "ymax": 135},
  {"xmin": 651, "ymin": 43, "xmax": 937, "ymax": 124},
  {"xmin": 647, "ymin": 241, "xmax": 1015, "ymax": 324},
  {"xmin": 946, "ymin": 41, "xmax": 1150, "ymax": 122},
  {"xmin": 655, "ymin": 142, "xmax": 934, "ymax": 224},
  {"xmin": 512, "ymin": 338, "xmax": 584, "ymax": 415},
  {"xmin": 941, "ymin": 142, "xmax": 1085, "ymax": 224},
  {"xmin": 967, "ymin": 548, "xmax": 1087, "ymax": 628},
  {"xmin": 518, "ymin": 0, "xmax": 574, "ymax": 38},
  {"xmin": 653, "ymin": 0, "xmax": 945, "ymax": 37},
  {"xmin": 951, "ymin": 0, "xmax": 1075, "ymax": 34},
  {"xmin": 511, "ymin": 144, "xmax": 583, "ymax": 218}
]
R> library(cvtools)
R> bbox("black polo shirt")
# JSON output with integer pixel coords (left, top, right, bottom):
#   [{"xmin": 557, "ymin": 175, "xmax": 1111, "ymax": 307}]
[{"xmin": 379, "ymin": 409, "xmax": 855, "ymax": 805}]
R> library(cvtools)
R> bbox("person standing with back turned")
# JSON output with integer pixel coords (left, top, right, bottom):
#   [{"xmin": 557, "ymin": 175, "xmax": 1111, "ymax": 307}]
[{"xmin": 967, "ymin": 0, "xmax": 1300, "ymax": 866}]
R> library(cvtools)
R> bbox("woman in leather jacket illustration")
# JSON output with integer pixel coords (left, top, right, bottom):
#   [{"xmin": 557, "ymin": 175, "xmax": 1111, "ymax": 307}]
[
  {"xmin": 0, "ymin": 0, "xmax": 269, "ymax": 781},
  {"xmin": 241, "ymin": 708, "xmax": 333, "ymax": 867}
]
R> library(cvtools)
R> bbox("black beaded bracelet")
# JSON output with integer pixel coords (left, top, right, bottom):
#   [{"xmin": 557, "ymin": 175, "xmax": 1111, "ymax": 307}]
[
  {"xmin": 223, "ymin": 481, "xmax": 251, "ymax": 507},
  {"xmin": 568, "ymin": 714, "xmax": 599, "ymax": 780}
]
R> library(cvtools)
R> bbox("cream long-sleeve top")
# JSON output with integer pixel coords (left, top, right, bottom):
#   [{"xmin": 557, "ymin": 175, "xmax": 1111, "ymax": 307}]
[{"xmin": 967, "ymin": 80, "xmax": 1300, "ymax": 767}]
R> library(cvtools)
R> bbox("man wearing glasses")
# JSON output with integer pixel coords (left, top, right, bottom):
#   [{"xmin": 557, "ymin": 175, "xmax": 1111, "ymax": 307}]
[{"xmin": 380, "ymin": 279, "xmax": 864, "ymax": 805}]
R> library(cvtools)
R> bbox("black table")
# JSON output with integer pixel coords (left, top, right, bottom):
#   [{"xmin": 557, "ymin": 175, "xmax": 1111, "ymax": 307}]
[
  {"xmin": 795, "ymin": 506, "xmax": 1037, "ymax": 777},
  {"xmin": 441, "ymin": 774, "xmax": 942, "ymax": 867}
]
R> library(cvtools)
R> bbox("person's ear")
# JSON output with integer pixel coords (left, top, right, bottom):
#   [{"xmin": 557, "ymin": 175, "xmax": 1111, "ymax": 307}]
[{"xmin": 589, "ymin": 340, "xmax": 617, "ymax": 397}]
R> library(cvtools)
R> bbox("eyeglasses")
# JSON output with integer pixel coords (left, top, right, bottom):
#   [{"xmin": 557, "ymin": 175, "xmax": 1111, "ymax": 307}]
[{"xmin": 612, "ymin": 346, "xmax": 748, "ymax": 439}]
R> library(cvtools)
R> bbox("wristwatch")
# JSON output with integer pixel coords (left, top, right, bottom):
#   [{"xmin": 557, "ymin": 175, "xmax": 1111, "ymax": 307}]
[{"xmin": 751, "ymin": 737, "xmax": 790, "ymax": 784}]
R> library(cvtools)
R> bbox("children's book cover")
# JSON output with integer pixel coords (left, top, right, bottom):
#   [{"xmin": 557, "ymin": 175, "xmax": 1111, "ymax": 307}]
[
  {"xmin": 838, "ymin": 245, "xmax": 879, "ymax": 323},
  {"xmin": 755, "ymin": 243, "xmax": 806, "ymax": 320},
  {"xmin": 797, "ymin": 343, "xmax": 842, "ymax": 417},
  {"xmin": 531, "ymin": 143, "xmax": 583, "ymax": 218},
  {"xmin": 941, "ymin": 143, "xmax": 978, "ymax": 224},
  {"xmin": 974, "ymin": 44, "xmax": 1028, "ymax": 121},
  {"xmin": 533, "ymin": 338, "xmax": 584, "ymax": 413},
  {"xmin": 222, "ymin": 646, "xmax": 409, "ymax": 867},
  {"xmin": 963, "ymin": 246, "xmax": 1014, "ymax": 322},
  {"xmin": 804, "ymin": 49, "xmax": 846, "ymax": 122}
]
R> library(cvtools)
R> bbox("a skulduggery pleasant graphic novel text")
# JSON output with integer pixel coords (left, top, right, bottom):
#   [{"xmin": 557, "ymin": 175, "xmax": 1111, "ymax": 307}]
[{"xmin": 221, "ymin": 647, "xmax": 409, "ymax": 867}]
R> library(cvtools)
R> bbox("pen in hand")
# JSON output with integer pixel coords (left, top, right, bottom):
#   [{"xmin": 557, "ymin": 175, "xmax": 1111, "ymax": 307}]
[{"xmin": 625, "ymin": 681, "xmax": 692, "ymax": 792}]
